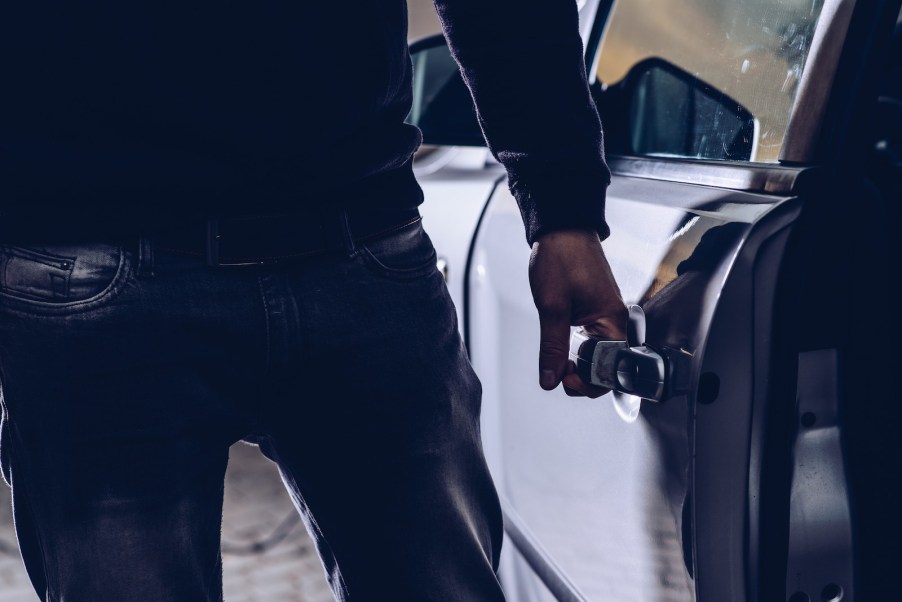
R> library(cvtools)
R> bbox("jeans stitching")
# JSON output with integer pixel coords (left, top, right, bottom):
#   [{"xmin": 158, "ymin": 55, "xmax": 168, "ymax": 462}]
[
  {"xmin": 338, "ymin": 209, "xmax": 358, "ymax": 260},
  {"xmin": 257, "ymin": 275, "xmax": 272, "ymax": 373},
  {"xmin": 137, "ymin": 237, "xmax": 155, "ymax": 278},
  {"xmin": 6, "ymin": 421, "xmax": 55, "ymax": 600}
]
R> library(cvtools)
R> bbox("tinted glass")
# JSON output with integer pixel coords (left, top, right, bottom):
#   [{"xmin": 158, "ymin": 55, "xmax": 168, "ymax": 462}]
[
  {"xmin": 597, "ymin": 0, "xmax": 826, "ymax": 162},
  {"xmin": 408, "ymin": 43, "xmax": 484, "ymax": 146}
]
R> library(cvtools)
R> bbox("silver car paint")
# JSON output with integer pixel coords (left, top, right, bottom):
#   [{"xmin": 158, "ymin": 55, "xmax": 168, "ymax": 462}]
[{"xmin": 468, "ymin": 168, "xmax": 812, "ymax": 600}]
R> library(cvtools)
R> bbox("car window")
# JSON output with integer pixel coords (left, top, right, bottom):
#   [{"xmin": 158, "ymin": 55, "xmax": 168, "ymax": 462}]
[
  {"xmin": 596, "ymin": 0, "xmax": 826, "ymax": 162},
  {"xmin": 407, "ymin": 0, "xmax": 442, "ymax": 41}
]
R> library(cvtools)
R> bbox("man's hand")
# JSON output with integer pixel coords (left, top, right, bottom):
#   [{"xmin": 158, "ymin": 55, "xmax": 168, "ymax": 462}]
[{"xmin": 529, "ymin": 229, "xmax": 628, "ymax": 397}]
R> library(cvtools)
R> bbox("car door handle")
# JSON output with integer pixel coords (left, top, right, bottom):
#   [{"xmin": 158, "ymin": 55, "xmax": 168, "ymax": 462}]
[{"xmin": 568, "ymin": 306, "xmax": 691, "ymax": 403}]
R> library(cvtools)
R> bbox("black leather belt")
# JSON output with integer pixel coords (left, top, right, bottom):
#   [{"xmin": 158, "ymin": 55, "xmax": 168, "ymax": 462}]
[{"xmin": 150, "ymin": 208, "xmax": 422, "ymax": 266}]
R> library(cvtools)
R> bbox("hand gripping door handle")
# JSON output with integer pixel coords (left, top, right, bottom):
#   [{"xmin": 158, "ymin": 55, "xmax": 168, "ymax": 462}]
[{"xmin": 568, "ymin": 306, "xmax": 692, "ymax": 404}]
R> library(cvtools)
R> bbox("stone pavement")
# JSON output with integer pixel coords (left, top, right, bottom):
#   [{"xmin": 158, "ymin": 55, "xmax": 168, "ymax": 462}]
[{"xmin": 0, "ymin": 442, "xmax": 332, "ymax": 602}]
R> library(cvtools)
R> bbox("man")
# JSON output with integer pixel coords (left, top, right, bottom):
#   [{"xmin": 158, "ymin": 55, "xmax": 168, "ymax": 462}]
[{"xmin": 0, "ymin": 0, "xmax": 625, "ymax": 599}]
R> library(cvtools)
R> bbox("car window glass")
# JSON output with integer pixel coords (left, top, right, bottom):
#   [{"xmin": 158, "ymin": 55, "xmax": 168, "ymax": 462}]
[
  {"xmin": 596, "ymin": 0, "xmax": 826, "ymax": 162},
  {"xmin": 407, "ymin": 0, "xmax": 442, "ymax": 41}
]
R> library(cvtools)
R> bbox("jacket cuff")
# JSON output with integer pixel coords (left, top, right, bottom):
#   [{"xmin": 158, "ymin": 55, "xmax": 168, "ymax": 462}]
[{"xmin": 509, "ymin": 164, "xmax": 611, "ymax": 246}]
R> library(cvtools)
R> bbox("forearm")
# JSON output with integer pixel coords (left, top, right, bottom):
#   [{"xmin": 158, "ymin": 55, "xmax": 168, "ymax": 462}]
[{"xmin": 432, "ymin": 0, "xmax": 611, "ymax": 244}]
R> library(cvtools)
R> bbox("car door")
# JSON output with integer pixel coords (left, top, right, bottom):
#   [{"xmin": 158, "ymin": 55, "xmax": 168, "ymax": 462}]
[{"xmin": 466, "ymin": 1, "xmax": 901, "ymax": 601}]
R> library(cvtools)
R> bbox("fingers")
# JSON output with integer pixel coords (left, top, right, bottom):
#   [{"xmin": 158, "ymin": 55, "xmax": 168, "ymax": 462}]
[
  {"xmin": 559, "ymin": 315, "xmax": 625, "ymax": 398},
  {"xmin": 562, "ymin": 371, "xmax": 608, "ymax": 399},
  {"xmin": 582, "ymin": 317, "xmax": 626, "ymax": 341},
  {"xmin": 537, "ymin": 311, "xmax": 627, "ymax": 396},
  {"xmin": 529, "ymin": 229, "xmax": 629, "ymax": 396},
  {"xmin": 538, "ymin": 307, "xmax": 571, "ymax": 390}
]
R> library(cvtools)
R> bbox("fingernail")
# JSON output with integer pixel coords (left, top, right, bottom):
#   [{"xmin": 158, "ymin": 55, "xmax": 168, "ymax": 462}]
[{"xmin": 541, "ymin": 370, "xmax": 557, "ymax": 390}]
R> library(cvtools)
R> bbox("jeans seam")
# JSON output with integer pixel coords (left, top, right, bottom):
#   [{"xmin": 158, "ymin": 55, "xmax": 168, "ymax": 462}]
[
  {"xmin": 137, "ymin": 236, "xmax": 155, "ymax": 278},
  {"xmin": 7, "ymin": 421, "xmax": 55, "ymax": 600},
  {"xmin": 256, "ymin": 275, "xmax": 272, "ymax": 374},
  {"xmin": 0, "ymin": 380, "xmax": 7, "ymax": 489},
  {"xmin": 206, "ymin": 480, "xmax": 227, "ymax": 602},
  {"xmin": 338, "ymin": 210, "xmax": 359, "ymax": 260},
  {"xmin": 267, "ymin": 446, "xmax": 351, "ymax": 599}
]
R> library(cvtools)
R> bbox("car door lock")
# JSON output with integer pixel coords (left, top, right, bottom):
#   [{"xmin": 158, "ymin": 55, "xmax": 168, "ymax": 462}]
[{"xmin": 569, "ymin": 306, "xmax": 691, "ymax": 403}]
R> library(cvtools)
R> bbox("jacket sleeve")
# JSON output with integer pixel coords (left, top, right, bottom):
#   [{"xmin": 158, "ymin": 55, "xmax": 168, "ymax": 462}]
[{"xmin": 431, "ymin": 0, "xmax": 611, "ymax": 245}]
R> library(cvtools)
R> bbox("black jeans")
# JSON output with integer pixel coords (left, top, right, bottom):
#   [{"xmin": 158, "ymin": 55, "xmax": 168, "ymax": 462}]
[{"xmin": 0, "ymin": 216, "xmax": 505, "ymax": 601}]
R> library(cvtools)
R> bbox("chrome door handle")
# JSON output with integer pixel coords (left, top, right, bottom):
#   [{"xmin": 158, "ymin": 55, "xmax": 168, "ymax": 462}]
[{"xmin": 568, "ymin": 306, "xmax": 691, "ymax": 403}]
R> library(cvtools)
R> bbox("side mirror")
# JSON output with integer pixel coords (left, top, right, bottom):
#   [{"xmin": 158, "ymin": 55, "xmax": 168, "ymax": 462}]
[
  {"xmin": 407, "ymin": 35, "xmax": 485, "ymax": 147},
  {"xmin": 602, "ymin": 58, "xmax": 757, "ymax": 161}
]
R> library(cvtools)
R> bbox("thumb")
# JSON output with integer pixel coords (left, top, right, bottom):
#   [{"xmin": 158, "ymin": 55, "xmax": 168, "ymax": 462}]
[{"xmin": 538, "ymin": 307, "xmax": 572, "ymax": 390}]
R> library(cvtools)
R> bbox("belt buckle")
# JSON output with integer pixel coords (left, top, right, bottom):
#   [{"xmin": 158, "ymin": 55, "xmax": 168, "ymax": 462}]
[{"xmin": 205, "ymin": 218, "xmax": 260, "ymax": 267}]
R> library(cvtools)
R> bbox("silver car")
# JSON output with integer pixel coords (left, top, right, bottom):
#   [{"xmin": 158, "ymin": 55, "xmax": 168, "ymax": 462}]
[{"xmin": 409, "ymin": 0, "xmax": 902, "ymax": 600}]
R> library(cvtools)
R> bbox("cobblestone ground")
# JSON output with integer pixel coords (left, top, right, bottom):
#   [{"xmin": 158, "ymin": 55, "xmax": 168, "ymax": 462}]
[{"xmin": 0, "ymin": 443, "xmax": 333, "ymax": 602}]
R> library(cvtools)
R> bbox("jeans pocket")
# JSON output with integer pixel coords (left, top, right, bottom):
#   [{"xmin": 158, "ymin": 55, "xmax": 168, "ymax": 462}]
[
  {"xmin": 0, "ymin": 243, "xmax": 131, "ymax": 315},
  {"xmin": 359, "ymin": 219, "xmax": 439, "ymax": 281}
]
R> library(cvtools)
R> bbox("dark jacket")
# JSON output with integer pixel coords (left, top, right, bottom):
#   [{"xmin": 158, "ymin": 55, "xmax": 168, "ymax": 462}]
[{"xmin": 0, "ymin": 0, "xmax": 609, "ymax": 244}]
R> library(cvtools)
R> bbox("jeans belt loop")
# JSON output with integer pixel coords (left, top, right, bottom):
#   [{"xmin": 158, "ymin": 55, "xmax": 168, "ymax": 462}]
[
  {"xmin": 137, "ymin": 235, "xmax": 155, "ymax": 278},
  {"xmin": 205, "ymin": 218, "xmax": 221, "ymax": 267},
  {"xmin": 320, "ymin": 207, "xmax": 357, "ymax": 259},
  {"xmin": 338, "ymin": 208, "xmax": 357, "ymax": 259}
]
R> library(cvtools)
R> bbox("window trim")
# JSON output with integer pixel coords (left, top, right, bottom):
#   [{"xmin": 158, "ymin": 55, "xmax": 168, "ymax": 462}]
[
  {"xmin": 780, "ymin": 0, "xmax": 857, "ymax": 163},
  {"xmin": 607, "ymin": 156, "xmax": 819, "ymax": 196}
]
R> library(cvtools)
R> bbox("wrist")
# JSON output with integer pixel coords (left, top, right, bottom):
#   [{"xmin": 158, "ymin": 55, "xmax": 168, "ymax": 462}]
[{"xmin": 532, "ymin": 228, "xmax": 601, "ymax": 249}]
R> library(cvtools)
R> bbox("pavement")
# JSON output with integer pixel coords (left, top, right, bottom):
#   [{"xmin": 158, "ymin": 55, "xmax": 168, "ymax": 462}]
[{"xmin": 0, "ymin": 442, "xmax": 333, "ymax": 602}]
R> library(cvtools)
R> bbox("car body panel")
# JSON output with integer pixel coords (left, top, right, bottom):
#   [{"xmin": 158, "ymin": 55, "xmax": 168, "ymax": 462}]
[
  {"xmin": 416, "ymin": 148, "xmax": 504, "ymax": 329},
  {"xmin": 470, "ymin": 172, "xmax": 802, "ymax": 601}
]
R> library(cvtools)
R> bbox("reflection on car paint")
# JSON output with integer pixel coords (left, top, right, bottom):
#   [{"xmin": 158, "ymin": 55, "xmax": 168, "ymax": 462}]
[{"xmin": 637, "ymin": 217, "xmax": 747, "ymax": 587}]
